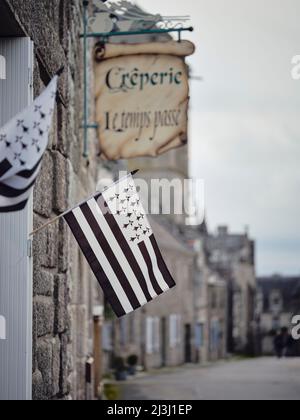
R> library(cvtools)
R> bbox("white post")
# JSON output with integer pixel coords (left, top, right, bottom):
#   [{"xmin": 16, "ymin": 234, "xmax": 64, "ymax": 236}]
[{"xmin": 0, "ymin": 54, "xmax": 6, "ymax": 80}]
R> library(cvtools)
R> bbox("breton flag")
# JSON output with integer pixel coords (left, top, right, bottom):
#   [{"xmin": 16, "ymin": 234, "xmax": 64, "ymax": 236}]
[
  {"xmin": 0, "ymin": 76, "xmax": 58, "ymax": 213},
  {"xmin": 64, "ymin": 173, "xmax": 176, "ymax": 317}
]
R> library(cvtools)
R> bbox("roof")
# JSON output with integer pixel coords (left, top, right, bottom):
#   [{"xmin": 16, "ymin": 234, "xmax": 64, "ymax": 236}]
[
  {"xmin": 257, "ymin": 275, "xmax": 300, "ymax": 290},
  {"xmin": 178, "ymin": 222, "xmax": 208, "ymax": 241},
  {"xmin": 204, "ymin": 230, "xmax": 255, "ymax": 271},
  {"xmin": 205, "ymin": 234, "xmax": 249, "ymax": 254}
]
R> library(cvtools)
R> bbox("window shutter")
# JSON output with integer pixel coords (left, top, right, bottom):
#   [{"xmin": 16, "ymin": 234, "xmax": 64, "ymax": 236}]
[{"xmin": 146, "ymin": 317, "xmax": 153, "ymax": 355}]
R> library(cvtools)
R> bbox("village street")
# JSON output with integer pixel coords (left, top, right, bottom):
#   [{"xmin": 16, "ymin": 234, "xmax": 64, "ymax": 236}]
[{"xmin": 121, "ymin": 358, "xmax": 300, "ymax": 401}]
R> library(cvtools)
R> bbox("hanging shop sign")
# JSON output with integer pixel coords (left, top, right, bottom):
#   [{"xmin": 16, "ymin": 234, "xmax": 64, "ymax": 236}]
[{"xmin": 94, "ymin": 40, "xmax": 195, "ymax": 160}]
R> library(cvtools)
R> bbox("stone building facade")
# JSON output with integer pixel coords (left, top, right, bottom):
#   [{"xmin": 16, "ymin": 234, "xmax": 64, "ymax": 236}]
[
  {"xmin": 143, "ymin": 219, "xmax": 196, "ymax": 368},
  {"xmin": 106, "ymin": 219, "xmax": 230, "ymax": 373},
  {"xmin": 205, "ymin": 226, "xmax": 256, "ymax": 354},
  {"xmin": 0, "ymin": 0, "xmax": 103, "ymax": 400},
  {"xmin": 207, "ymin": 274, "xmax": 227, "ymax": 361},
  {"xmin": 256, "ymin": 275, "xmax": 300, "ymax": 356},
  {"xmin": 105, "ymin": 218, "xmax": 196, "ymax": 371},
  {"xmin": 182, "ymin": 225, "xmax": 228, "ymax": 364}
]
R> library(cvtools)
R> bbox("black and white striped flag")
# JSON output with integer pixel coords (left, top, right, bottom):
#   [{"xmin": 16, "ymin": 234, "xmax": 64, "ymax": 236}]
[
  {"xmin": 64, "ymin": 174, "xmax": 176, "ymax": 318},
  {"xmin": 0, "ymin": 76, "xmax": 58, "ymax": 213}
]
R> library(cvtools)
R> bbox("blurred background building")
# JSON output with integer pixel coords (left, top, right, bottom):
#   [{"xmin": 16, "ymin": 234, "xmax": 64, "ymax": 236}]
[
  {"xmin": 205, "ymin": 226, "xmax": 256, "ymax": 354},
  {"xmin": 256, "ymin": 275, "xmax": 300, "ymax": 356},
  {"xmin": 93, "ymin": 2, "xmax": 257, "ymax": 378}
]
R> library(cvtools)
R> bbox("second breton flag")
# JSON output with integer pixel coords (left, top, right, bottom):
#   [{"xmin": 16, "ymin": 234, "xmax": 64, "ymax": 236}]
[
  {"xmin": 0, "ymin": 76, "xmax": 57, "ymax": 212},
  {"xmin": 64, "ymin": 173, "xmax": 176, "ymax": 317}
]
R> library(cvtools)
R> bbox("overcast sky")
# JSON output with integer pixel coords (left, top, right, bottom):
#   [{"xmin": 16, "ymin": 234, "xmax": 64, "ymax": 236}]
[{"xmin": 138, "ymin": 0, "xmax": 300, "ymax": 276}]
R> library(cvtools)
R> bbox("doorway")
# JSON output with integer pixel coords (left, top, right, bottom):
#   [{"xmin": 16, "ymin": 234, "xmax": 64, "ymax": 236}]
[
  {"xmin": 185, "ymin": 324, "xmax": 192, "ymax": 363},
  {"xmin": 161, "ymin": 317, "xmax": 167, "ymax": 367}
]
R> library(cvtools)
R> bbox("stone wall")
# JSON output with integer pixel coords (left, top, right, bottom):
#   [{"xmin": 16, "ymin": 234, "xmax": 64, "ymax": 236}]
[{"xmin": 4, "ymin": 0, "xmax": 101, "ymax": 400}]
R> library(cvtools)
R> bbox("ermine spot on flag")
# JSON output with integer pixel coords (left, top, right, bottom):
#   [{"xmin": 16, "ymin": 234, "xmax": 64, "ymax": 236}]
[
  {"xmin": 64, "ymin": 174, "xmax": 176, "ymax": 318},
  {"xmin": 0, "ymin": 159, "xmax": 12, "ymax": 178},
  {"xmin": 0, "ymin": 76, "xmax": 58, "ymax": 213}
]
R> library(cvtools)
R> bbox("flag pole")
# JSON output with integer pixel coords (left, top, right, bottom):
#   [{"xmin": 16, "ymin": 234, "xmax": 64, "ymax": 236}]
[
  {"xmin": 29, "ymin": 170, "xmax": 139, "ymax": 237},
  {"xmin": 29, "ymin": 190, "xmax": 101, "ymax": 236},
  {"xmin": 29, "ymin": 213, "xmax": 66, "ymax": 237}
]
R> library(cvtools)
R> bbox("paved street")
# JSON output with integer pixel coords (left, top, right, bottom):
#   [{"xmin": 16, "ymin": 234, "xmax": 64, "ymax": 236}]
[{"xmin": 121, "ymin": 358, "xmax": 300, "ymax": 400}]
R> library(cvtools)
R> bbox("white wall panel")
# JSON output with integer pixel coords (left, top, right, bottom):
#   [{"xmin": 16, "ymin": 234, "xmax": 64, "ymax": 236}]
[{"xmin": 0, "ymin": 38, "xmax": 33, "ymax": 401}]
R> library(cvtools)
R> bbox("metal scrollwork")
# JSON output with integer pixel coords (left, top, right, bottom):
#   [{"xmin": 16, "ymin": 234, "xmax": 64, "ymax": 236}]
[{"xmin": 89, "ymin": 0, "xmax": 191, "ymax": 34}]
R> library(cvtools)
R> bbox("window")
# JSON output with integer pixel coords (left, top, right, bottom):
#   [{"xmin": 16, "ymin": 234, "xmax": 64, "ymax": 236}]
[
  {"xmin": 211, "ymin": 249, "xmax": 221, "ymax": 263},
  {"xmin": 169, "ymin": 314, "xmax": 181, "ymax": 348},
  {"xmin": 119, "ymin": 317, "xmax": 127, "ymax": 348},
  {"xmin": 129, "ymin": 315, "xmax": 135, "ymax": 345},
  {"xmin": 211, "ymin": 290, "xmax": 217, "ymax": 309},
  {"xmin": 146, "ymin": 317, "xmax": 154, "ymax": 354},
  {"xmin": 264, "ymin": 295, "xmax": 269, "ymax": 312},
  {"xmin": 169, "ymin": 315, "xmax": 176, "ymax": 348},
  {"xmin": 272, "ymin": 317, "xmax": 280, "ymax": 331},
  {"xmin": 270, "ymin": 290, "xmax": 282, "ymax": 313},
  {"xmin": 102, "ymin": 322, "xmax": 113, "ymax": 351},
  {"xmin": 177, "ymin": 316, "xmax": 182, "ymax": 345},
  {"xmin": 146, "ymin": 317, "xmax": 161, "ymax": 354},
  {"xmin": 195, "ymin": 323, "xmax": 204, "ymax": 349},
  {"xmin": 210, "ymin": 320, "xmax": 220, "ymax": 352},
  {"xmin": 153, "ymin": 318, "xmax": 160, "ymax": 353}
]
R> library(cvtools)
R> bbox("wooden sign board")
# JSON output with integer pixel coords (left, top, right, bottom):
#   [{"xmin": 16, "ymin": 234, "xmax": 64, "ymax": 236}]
[{"xmin": 94, "ymin": 41, "xmax": 195, "ymax": 160}]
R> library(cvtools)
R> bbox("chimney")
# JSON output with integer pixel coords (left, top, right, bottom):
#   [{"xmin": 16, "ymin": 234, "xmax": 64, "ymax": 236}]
[{"xmin": 218, "ymin": 226, "xmax": 228, "ymax": 237}]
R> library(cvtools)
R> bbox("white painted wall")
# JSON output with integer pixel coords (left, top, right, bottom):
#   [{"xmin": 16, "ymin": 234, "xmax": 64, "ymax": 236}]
[{"xmin": 0, "ymin": 38, "xmax": 33, "ymax": 401}]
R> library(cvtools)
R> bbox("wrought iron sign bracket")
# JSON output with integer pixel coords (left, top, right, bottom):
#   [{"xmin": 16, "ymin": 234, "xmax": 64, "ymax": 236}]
[{"xmin": 81, "ymin": 0, "xmax": 193, "ymax": 158}]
